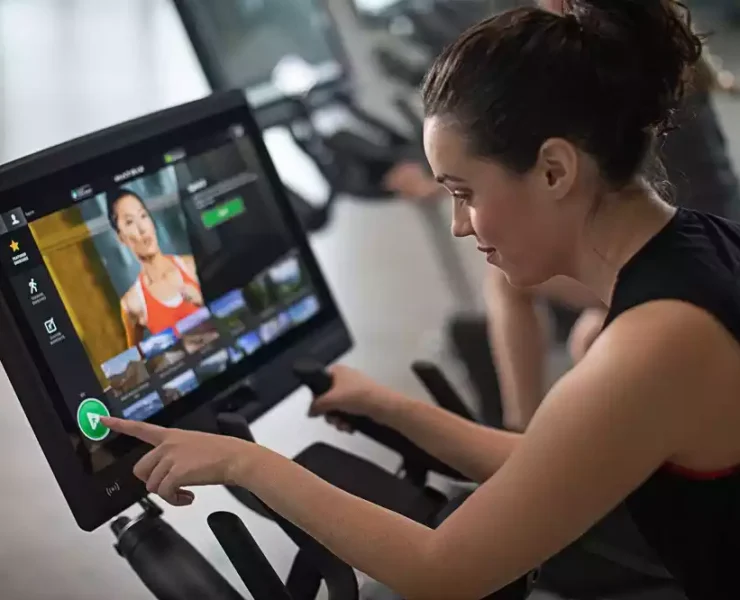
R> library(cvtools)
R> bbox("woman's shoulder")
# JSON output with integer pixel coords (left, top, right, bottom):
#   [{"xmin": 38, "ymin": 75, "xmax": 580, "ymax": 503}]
[
  {"xmin": 169, "ymin": 253, "xmax": 195, "ymax": 269},
  {"xmin": 170, "ymin": 254, "xmax": 198, "ymax": 280},
  {"xmin": 607, "ymin": 209, "xmax": 740, "ymax": 338},
  {"xmin": 121, "ymin": 280, "xmax": 144, "ymax": 314}
]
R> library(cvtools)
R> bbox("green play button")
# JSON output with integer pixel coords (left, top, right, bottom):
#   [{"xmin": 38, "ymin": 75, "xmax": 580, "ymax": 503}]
[
  {"xmin": 200, "ymin": 196, "xmax": 245, "ymax": 229},
  {"xmin": 77, "ymin": 398, "xmax": 111, "ymax": 441}
]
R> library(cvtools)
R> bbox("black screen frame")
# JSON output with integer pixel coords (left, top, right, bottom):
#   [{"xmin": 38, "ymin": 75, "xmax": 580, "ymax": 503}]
[
  {"xmin": 0, "ymin": 90, "xmax": 352, "ymax": 531},
  {"xmin": 173, "ymin": 0, "xmax": 354, "ymax": 129}
]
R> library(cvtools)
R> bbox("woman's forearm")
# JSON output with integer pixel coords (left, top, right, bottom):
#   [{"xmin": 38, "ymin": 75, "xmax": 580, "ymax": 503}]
[
  {"xmin": 231, "ymin": 444, "xmax": 445, "ymax": 599},
  {"xmin": 369, "ymin": 391, "xmax": 520, "ymax": 482}
]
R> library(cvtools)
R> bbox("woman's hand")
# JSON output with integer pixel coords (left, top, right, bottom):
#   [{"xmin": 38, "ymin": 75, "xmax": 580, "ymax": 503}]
[
  {"xmin": 308, "ymin": 365, "xmax": 401, "ymax": 431},
  {"xmin": 101, "ymin": 417, "xmax": 251, "ymax": 506}
]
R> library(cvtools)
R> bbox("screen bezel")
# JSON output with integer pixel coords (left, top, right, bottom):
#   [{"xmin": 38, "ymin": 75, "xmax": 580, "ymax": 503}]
[
  {"xmin": 0, "ymin": 90, "xmax": 352, "ymax": 531},
  {"xmin": 173, "ymin": 0, "xmax": 354, "ymax": 128}
]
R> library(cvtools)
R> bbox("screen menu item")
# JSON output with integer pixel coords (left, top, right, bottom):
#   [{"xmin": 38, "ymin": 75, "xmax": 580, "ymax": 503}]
[
  {"xmin": 176, "ymin": 0, "xmax": 344, "ymax": 105},
  {"xmin": 0, "ymin": 125, "xmax": 324, "ymax": 474}
]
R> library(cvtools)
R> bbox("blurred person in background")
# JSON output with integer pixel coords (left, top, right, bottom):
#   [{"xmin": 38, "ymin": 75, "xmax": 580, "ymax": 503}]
[{"xmin": 384, "ymin": 0, "xmax": 740, "ymax": 431}]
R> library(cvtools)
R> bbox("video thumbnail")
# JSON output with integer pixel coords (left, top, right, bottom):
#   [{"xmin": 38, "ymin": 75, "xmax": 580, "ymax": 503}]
[
  {"xmin": 288, "ymin": 294, "xmax": 320, "ymax": 325},
  {"xmin": 101, "ymin": 346, "xmax": 150, "ymax": 397},
  {"xmin": 161, "ymin": 369, "xmax": 200, "ymax": 404},
  {"xmin": 243, "ymin": 272, "xmax": 279, "ymax": 315},
  {"xmin": 209, "ymin": 289, "xmax": 248, "ymax": 335},
  {"xmin": 195, "ymin": 349, "xmax": 230, "ymax": 383},
  {"xmin": 175, "ymin": 307, "xmax": 221, "ymax": 354},
  {"xmin": 259, "ymin": 311, "xmax": 291, "ymax": 344},
  {"xmin": 138, "ymin": 327, "xmax": 187, "ymax": 374},
  {"xmin": 236, "ymin": 331, "xmax": 262, "ymax": 355},
  {"xmin": 122, "ymin": 391, "xmax": 165, "ymax": 421},
  {"xmin": 268, "ymin": 255, "xmax": 307, "ymax": 302},
  {"xmin": 227, "ymin": 345, "xmax": 245, "ymax": 364}
]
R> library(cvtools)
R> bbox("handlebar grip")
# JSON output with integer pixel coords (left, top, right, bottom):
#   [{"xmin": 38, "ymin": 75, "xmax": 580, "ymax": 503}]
[
  {"xmin": 113, "ymin": 515, "xmax": 243, "ymax": 600},
  {"xmin": 411, "ymin": 361, "xmax": 475, "ymax": 422},
  {"xmin": 292, "ymin": 358, "xmax": 465, "ymax": 480},
  {"xmin": 293, "ymin": 357, "xmax": 334, "ymax": 396},
  {"xmin": 208, "ymin": 512, "xmax": 293, "ymax": 600},
  {"xmin": 292, "ymin": 357, "xmax": 366, "ymax": 425}
]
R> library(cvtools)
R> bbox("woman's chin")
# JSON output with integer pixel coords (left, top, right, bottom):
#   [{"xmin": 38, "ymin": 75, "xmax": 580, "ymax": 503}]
[
  {"xmin": 501, "ymin": 267, "xmax": 551, "ymax": 290},
  {"xmin": 137, "ymin": 249, "xmax": 160, "ymax": 261}
]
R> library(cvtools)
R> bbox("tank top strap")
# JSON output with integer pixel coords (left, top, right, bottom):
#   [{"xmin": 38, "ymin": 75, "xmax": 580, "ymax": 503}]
[{"xmin": 169, "ymin": 255, "xmax": 198, "ymax": 286}]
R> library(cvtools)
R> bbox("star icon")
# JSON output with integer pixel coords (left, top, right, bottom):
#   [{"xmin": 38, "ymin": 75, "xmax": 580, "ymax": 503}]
[{"xmin": 9, "ymin": 240, "xmax": 19, "ymax": 253}]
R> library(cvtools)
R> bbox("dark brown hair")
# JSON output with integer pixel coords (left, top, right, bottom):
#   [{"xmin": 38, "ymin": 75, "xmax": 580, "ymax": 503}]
[{"xmin": 422, "ymin": 0, "xmax": 703, "ymax": 188}]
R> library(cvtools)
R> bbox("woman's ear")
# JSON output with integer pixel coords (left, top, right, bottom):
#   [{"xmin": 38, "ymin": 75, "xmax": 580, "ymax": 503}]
[{"xmin": 537, "ymin": 138, "xmax": 578, "ymax": 201}]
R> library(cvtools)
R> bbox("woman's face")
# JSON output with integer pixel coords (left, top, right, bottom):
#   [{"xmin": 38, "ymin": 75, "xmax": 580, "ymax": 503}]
[
  {"xmin": 423, "ymin": 116, "xmax": 582, "ymax": 288},
  {"xmin": 114, "ymin": 194, "xmax": 159, "ymax": 259}
]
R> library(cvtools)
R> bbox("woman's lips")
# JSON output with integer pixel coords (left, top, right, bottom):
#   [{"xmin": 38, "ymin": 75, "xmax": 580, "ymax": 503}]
[{"xmin": 477, "ymin": 246, "xmax": 497, "ymax": 264}]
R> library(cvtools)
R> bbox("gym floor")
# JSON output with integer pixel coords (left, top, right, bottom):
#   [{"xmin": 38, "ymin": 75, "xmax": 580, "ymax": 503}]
[{"xmin": 0, "ymin": 2, "xmax": 737, "ymax": 599}]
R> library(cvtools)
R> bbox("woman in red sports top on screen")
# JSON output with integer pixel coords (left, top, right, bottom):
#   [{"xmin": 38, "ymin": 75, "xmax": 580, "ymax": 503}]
[{"xmin": 107, "ymin": 189, "xmax": 204, "ymax": 347}]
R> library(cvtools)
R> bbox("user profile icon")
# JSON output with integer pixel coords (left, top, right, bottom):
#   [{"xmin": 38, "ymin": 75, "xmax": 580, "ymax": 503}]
[{"xmin": 3, "ymin": 208, "xmax": 26, "ymax": 231}]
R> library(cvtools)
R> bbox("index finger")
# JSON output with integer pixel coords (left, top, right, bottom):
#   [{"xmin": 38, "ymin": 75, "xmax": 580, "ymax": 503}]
[{"xmin": 101, "ymin": 416, "xmax": 167, "ymax": 446}]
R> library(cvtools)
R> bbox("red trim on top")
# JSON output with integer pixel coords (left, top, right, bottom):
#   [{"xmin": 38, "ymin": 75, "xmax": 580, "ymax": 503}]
[{"xmin": 663, "ymin": 462, "xmax": 740, "ymax": 481}]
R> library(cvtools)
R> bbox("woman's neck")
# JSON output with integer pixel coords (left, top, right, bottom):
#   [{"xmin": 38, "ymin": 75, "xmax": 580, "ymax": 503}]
[
  {"xmin": 569, "ymin": 184, "xmax": 677, "ymax": 306},
  {"xmin": 140, "ymin": 253, "xmax": 171, "ymax": 284}
]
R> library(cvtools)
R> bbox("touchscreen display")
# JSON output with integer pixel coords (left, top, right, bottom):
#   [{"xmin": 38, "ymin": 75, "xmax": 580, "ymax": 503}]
[
  {"xmin": 177, "ymin": 0, "xmax": 344, "ymax": 104},
  {"xmin": 0, "ymin": 123, "xmax": 323, "ymax": 473}
]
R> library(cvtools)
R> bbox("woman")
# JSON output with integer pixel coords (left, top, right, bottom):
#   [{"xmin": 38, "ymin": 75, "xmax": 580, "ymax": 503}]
[
  {"xmin": 388, "ymin": 0, "xmax": 740, "ymax": 431},
  {"xmin": 483, "ymin": 0, "xmax": 740, "ymax": 431},
  {"xmin": 108, "ymin": 189, "xmax": 204, "ymax": 346},
  {"xmin": 104, "ymin": 2, "xmax": 740, "ymax": 599}
]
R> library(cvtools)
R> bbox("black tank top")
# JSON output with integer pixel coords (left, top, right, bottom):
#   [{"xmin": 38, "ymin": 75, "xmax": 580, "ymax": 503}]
[{"xmin": 602, "ymin": 208, "xmax": 740, "ymax": 599}]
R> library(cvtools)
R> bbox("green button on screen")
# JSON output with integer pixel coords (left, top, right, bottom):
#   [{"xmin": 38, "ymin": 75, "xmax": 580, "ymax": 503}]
[
  {"xmin": 77, "ymin": 398, "xmax": 111, "ymax": 441},
  {"xmin": 201, "ymin": 196, "xmax": 246, "ymax": 229}
]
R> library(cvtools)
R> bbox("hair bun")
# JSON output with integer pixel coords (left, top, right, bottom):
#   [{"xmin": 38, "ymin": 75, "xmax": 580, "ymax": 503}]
[{"xmin": 563, "ymin": 0, "xmax": 703, "ymax": 135}]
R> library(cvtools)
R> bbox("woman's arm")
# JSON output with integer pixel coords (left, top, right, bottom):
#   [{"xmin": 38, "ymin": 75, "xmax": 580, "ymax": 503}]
[
  {"xmin": 230, "ymin": 301, "xmax": 717, "ymax": 598},
  {"xmin": 313, "ymin": 367, "xmax": 520, "ymax": 482},
  {"xmin": 484, "ymin": 269, "xmax": 549, "ymax": 430},
  {"xmin": 106, "ymin": 300, "xmax": 726, "ymax": 599},
  {"xmin": 484, "ymin": 269, "xmax": 604, "ymax": 430},
  {"xmin": 371, "ymin": 391, "xmax": 520, "ymax": 482}
]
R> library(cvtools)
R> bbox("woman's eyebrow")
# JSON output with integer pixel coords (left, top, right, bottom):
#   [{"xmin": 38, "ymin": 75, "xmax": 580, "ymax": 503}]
[{"xmin": 435, "ymin": 173, "xmax": 467, "ymax": 184}]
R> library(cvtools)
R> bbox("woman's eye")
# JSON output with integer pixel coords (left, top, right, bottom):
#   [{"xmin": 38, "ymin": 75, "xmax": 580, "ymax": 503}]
[{"xmin": 453, "ymin": 192, "xmax": 472, "ymax": 204}]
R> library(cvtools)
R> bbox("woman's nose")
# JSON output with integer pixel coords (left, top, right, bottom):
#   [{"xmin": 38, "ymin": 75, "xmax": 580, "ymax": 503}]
[{"xmin": 451, "ymin": 205, "xmax": 474, "ymax": 238}]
